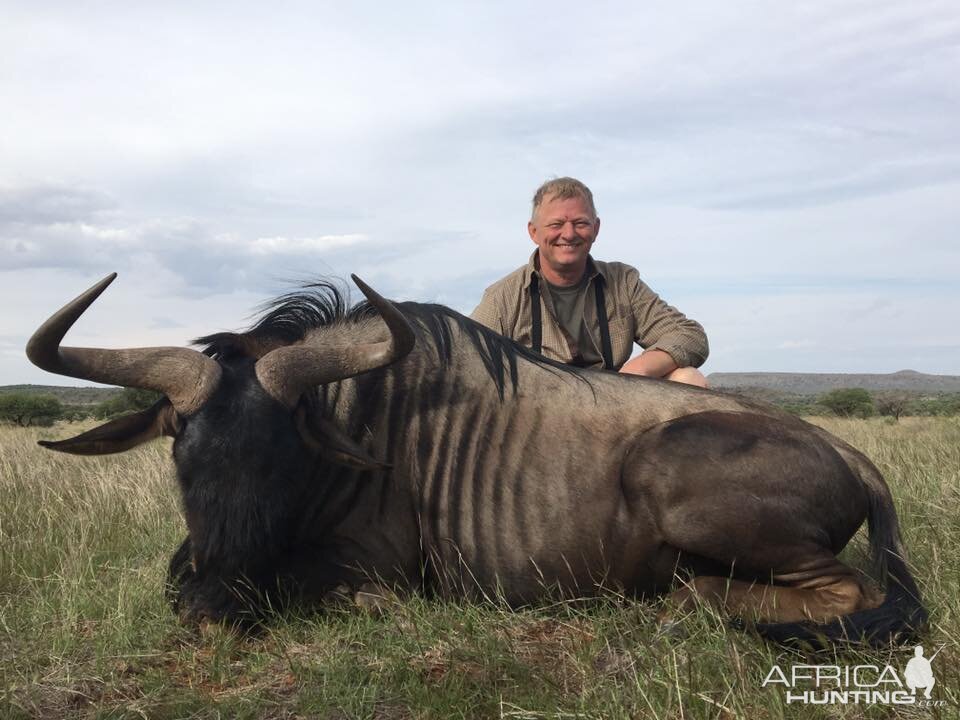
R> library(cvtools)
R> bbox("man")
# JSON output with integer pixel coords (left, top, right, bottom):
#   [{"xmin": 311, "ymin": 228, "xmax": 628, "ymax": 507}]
[{"xmin": 471, "ymin": 177, "xmax": 708, "ymax": 386}]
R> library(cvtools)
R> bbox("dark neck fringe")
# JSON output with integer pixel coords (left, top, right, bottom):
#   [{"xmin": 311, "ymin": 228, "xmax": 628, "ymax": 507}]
[{"xmin": 194, "ymin": 279, "xmax": 583, "ymax": 399}]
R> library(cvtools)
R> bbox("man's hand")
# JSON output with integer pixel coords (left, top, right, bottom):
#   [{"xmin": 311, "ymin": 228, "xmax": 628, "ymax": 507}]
[{"xmin": 619, "ymin": 349, "xmax": 678, "ymax": 378}]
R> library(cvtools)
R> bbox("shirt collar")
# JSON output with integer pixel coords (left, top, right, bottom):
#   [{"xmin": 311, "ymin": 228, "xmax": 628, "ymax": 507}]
[{"xmin": 524, "ymin": 250, "xmax": 606, "ymax": 288}]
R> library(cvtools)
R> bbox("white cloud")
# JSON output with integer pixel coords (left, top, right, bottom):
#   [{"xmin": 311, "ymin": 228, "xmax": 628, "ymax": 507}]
[
  {"xmin": 777, "ymin": 340, "xmax": 818, "ymax": 350},
  {"xmin": 247, "ymin": 235, "xmax": 370, "ymax": 255}
]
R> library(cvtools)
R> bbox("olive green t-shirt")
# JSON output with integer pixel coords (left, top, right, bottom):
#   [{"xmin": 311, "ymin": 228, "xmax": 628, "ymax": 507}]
[{"xmin": 543, "ymin": 277, "xmax": 603, "ymax": 367}]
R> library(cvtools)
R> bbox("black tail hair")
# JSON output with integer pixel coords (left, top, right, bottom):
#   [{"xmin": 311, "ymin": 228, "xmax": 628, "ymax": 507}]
[
  {"xmin": 751, "ymin": 464, "xmax": 927, "ymax": 649},
  {"xmin": 751, "ymin": 552, "xmax": 927, "ymax": 650}
]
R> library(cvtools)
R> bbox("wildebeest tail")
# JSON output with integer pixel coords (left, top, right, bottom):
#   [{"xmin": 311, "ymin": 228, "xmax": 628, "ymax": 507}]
[{"xmin": 753, "ymin": 457, "xmax": 927, "ymax": 649}]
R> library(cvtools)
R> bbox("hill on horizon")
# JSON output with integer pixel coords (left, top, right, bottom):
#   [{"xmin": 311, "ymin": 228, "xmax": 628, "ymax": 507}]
[
  {"xmin": 6, "ymin": 369, "xmax": 960, "ymax": 405},
  {"xmin": 707, "ymin": 369, "xmax": 960, "ymax": 396},
  {"xmin": 0, "ymin": 384, "xmax": 122, "ymax": 406}
]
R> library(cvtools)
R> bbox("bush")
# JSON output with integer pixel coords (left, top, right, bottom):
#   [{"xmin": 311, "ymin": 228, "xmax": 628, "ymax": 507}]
[
  {"xmin": 819, "ymin": 388, "xmax": 875, "ymax": 418},
  {"xmin": 875, "ymin": 393, "xmax": 909, "ymax": 421},
  {"xmin": 911, "ymin": 393, "xmax": 960, "ymax": 416},
  {"xmin": 93, "ymin": 387, "xmax": 163, "ymax": 419},
  {"xmin": 773, "ymin": 398, "xmax": 821, "ymax": 416},
  {"xmin": 60, "ymin": 404, "xmax": 96, "ymax": 422},
  {"xmin": 0, "ymin": 393, "xmax": 63, "ymax": 426}
]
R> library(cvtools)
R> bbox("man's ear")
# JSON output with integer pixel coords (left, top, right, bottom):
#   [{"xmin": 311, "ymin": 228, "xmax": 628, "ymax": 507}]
[
  {"xmin": 38, "ymin": 398, "xmax": 180, "ymax": 455},
  {"xmin": 528, "ymin": 220, "xmax": 537, "ymax": 243},
  {"xmin": 294, "ymin": 406, "xmax": 389, "ymax": 471}
]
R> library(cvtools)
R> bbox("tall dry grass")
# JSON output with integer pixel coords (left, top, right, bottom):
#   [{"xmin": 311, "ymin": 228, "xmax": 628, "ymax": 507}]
[{"xmin": 0, "ymin": 416, "xmax": 957, "ymax": 718}]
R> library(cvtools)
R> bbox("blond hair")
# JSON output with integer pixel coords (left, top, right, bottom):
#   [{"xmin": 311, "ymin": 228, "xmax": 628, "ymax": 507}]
[{"xmin": 531, "ymin": 177, "xmax": 597, "ymax": 220}]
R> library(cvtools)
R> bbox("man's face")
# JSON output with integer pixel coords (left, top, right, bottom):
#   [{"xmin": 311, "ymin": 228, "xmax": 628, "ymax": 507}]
[{"xmin": 528, "ymin": 194, "xmax": 599, "ymax": 277}]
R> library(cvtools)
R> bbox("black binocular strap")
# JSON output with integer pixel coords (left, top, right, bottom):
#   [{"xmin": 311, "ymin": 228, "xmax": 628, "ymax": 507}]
[
  {"xmin": 529, "ymin": 275, "xmax": 614, "ymax": 370},
  {"xmin": 529, "ymin": 275, "xmax": 542, "ymax": 354},
  {"xmin": 594, "ymin": 280, "xmax": 614, "ymax": 371}
]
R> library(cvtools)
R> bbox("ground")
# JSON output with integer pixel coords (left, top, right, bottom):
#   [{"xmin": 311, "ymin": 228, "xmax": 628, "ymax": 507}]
[{"xmin": 1, "ymin": 417, "xmax": 957, "ymax": 719}]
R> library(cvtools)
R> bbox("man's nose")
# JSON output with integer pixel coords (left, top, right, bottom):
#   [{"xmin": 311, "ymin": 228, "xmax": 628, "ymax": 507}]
[{"xmin": 560, "ymin": 221, "xmax": 576, "ymax": 239}]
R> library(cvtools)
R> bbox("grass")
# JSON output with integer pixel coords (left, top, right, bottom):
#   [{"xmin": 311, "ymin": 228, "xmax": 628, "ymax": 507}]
[{"xmin": 1, "ymin": 416, "xmax": 957, "ymax": 718}]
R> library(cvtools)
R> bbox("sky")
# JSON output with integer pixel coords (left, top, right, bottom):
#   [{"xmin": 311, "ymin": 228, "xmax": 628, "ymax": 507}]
[{"xmin": 2, "ymin": 0, "xmax": 958, "ymax": 385}]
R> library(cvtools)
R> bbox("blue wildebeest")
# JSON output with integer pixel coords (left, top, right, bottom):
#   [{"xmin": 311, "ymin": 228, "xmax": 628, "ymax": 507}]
[{"xmin": 27, "ymin": 273, "xmax": 926, "ymax": 646}]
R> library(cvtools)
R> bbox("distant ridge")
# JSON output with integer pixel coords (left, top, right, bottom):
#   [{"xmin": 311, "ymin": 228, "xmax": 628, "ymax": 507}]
[
  {"xmin": 0, "ymin": 384, "xmax": 121, "ymax": 405},
  {"xmin": 707, "ymin": 370, "xmax": 960, "ymax": 396},
  {"xmin": 5, "ymin": 371, "xmax": 960, "ymax": 404}
]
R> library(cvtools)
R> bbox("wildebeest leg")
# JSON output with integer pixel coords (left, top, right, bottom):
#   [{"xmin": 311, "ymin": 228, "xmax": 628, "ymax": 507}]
[
  {"xmin": 626, "ymin": 411, "xmax": 885, "ymax": 632},
  {"xmin": 268, "ymin": 544, "xmax": 406, "ymax": 616},
  {"xmin": 353, "ymin": 582, "xmax": 400, "ymax": 615},
  {"xmin": 320, "ymin": 581, "xmax": 399, "ymax": 616},
  {"xmin": 657, "ymin": 555, "xmax": 878, "ymax": 626}
]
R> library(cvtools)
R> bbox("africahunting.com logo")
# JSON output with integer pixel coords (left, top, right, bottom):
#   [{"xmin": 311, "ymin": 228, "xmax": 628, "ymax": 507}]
[{"xmin": 762, "ymin": 645, "xmax": 948, "ymax": 707}]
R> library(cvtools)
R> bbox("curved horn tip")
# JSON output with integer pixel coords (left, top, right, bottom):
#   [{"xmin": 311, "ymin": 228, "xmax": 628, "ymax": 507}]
[
  {"xmin": 65, "ymin": 272, "xmax": 119, "ymax": 305},
  {"xmin": 26, "ymin": 272, "xmax": 120, "ymax": 368},
  {"xmin": 56, "ymin": 271, "xmax": 120, "ymax": 310},
  {"xmin": 350, "ymin": 274, "xmax": 378, "ymax": 299},
  {"xmin": 351, "ymin": 275, "xmax": 415, "ymax": 358},
  {"xmin": 82, "ymin": 272, "xmax": 119, "ymax": 296},
  {"xmin": 85, "ymin": 272, "xmax": 118, "ymax": 300}
]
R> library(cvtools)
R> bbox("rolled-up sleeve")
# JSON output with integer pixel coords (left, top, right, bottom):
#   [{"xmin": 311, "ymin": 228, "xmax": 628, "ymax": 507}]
[{"xmin": 628, "ymin": 270, "xmax": 709, "ymax": 368}]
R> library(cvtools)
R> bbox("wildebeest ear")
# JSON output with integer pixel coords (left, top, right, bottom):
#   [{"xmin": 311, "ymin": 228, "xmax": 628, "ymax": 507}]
[
  {"xmin": 294, "ymin": 406, "xmax": 389, "ymax": 471},
  {"xmin": 38, "ymin": 398, "xmax": 180, "ymax": 455}
]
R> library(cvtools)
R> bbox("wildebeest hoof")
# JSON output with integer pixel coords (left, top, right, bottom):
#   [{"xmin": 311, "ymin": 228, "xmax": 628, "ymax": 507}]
[
  {"xmin": 199, "ymin": 617, "xmax": 222, "ymax": 640},
  {"xmin": 353, "ymin": 583, "xmax": 398, "ymax": 617},
  {"xmin": 321, "ymin": 583, "xmax": 354, "ymax": 608},
  {"xmin": 655, "ymin": 620, "xmax": 688, "ymax": 640}
]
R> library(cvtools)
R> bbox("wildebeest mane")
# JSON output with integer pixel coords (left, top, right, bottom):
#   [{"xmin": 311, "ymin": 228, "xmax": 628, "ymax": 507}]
[
  {"xmin": 195, "ymin": 280, "xmax": 353, "ymax": 361},
  {"xmin": 195, "ymin": 280, "xmax": 582, "ymax": 399}
]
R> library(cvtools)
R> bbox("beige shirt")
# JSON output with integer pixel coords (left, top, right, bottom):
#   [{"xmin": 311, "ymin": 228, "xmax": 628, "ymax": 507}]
[{"xmin": 471, "ymin": 251, "xmax": 708, "ymax": 370}]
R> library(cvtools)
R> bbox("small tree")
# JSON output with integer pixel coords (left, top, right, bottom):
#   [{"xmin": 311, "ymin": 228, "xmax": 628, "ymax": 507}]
[
  {"xmin": 876, "ymin": 393, "xmax": 909, "ymax": 421},
  {"xmin": 0, "ymin": 393, "xmax": 64, "ymax": 427},
  {"xmin": 819, "ymin": 388, "xmax": 875, "ymax": 418}
]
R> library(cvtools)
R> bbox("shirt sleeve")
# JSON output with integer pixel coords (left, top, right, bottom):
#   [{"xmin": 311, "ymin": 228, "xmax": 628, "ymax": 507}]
[
  {"xmin": 627, "ymin": 269, "xmax": 709, "ymax": 368},
  {"xmin": 470, "ymin": 287, "xmax": 507, "ymax": 335}
]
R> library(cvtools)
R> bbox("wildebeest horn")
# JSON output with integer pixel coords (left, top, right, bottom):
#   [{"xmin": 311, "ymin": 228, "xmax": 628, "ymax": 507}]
[
  {"xmin": 255, "ymin": 274, "xmax": 415, "ymax": 408},
  {"xmin": 26, "ymin": 273, "xmax": 222, "ymax": 416}
]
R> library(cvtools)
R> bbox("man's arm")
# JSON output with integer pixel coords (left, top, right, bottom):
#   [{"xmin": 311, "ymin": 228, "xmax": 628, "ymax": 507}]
[
  {"xmin": 622, "ymin": 268, "xmax": 708, "ymax": 378},
  {"xmin": 619, "ymin": 349, "xmax": 678, "ymax": 378}
]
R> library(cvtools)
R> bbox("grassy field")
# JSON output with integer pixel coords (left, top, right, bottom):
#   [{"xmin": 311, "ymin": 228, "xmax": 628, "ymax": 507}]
[{"xmin": 1, "ymin": 417, "xmax": 957, "ymax": 719}]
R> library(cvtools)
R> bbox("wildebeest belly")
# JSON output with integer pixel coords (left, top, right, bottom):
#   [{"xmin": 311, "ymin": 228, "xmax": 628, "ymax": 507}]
[{"xmin": 418, "ymin": 460, "xmax": 669, "ymax": 605}]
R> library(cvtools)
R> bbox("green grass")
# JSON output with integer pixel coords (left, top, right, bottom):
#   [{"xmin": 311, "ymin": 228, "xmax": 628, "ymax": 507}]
[{"xmin": 1, "ymin": 417, "xmax": 957, "ymax": 718}]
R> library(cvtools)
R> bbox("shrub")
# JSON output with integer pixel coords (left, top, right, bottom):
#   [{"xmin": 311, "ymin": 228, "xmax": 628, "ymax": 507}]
[
  {"xmin": 93, "ymin": 387, "xmax": 163, "ymax": 419},
  {"xmin": 875, "ymin": 393, "xmax": 909, "ymax": 421},
  {"xmin": 0, "ymin": 393, "xmax": 63, "ymax": 426},
  {"xmin": 819, "ymin": 388, "xmax": 875, "ymax": 418},
  {"xmin": 912, "ymin": 393, "xmax": 960, "ymax": 416}
]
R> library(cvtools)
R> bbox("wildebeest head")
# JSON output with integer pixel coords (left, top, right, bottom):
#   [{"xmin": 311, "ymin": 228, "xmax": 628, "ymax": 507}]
[{"xmin": 26, "ymin": 273, "xmax": 415, "ymax": 624}]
